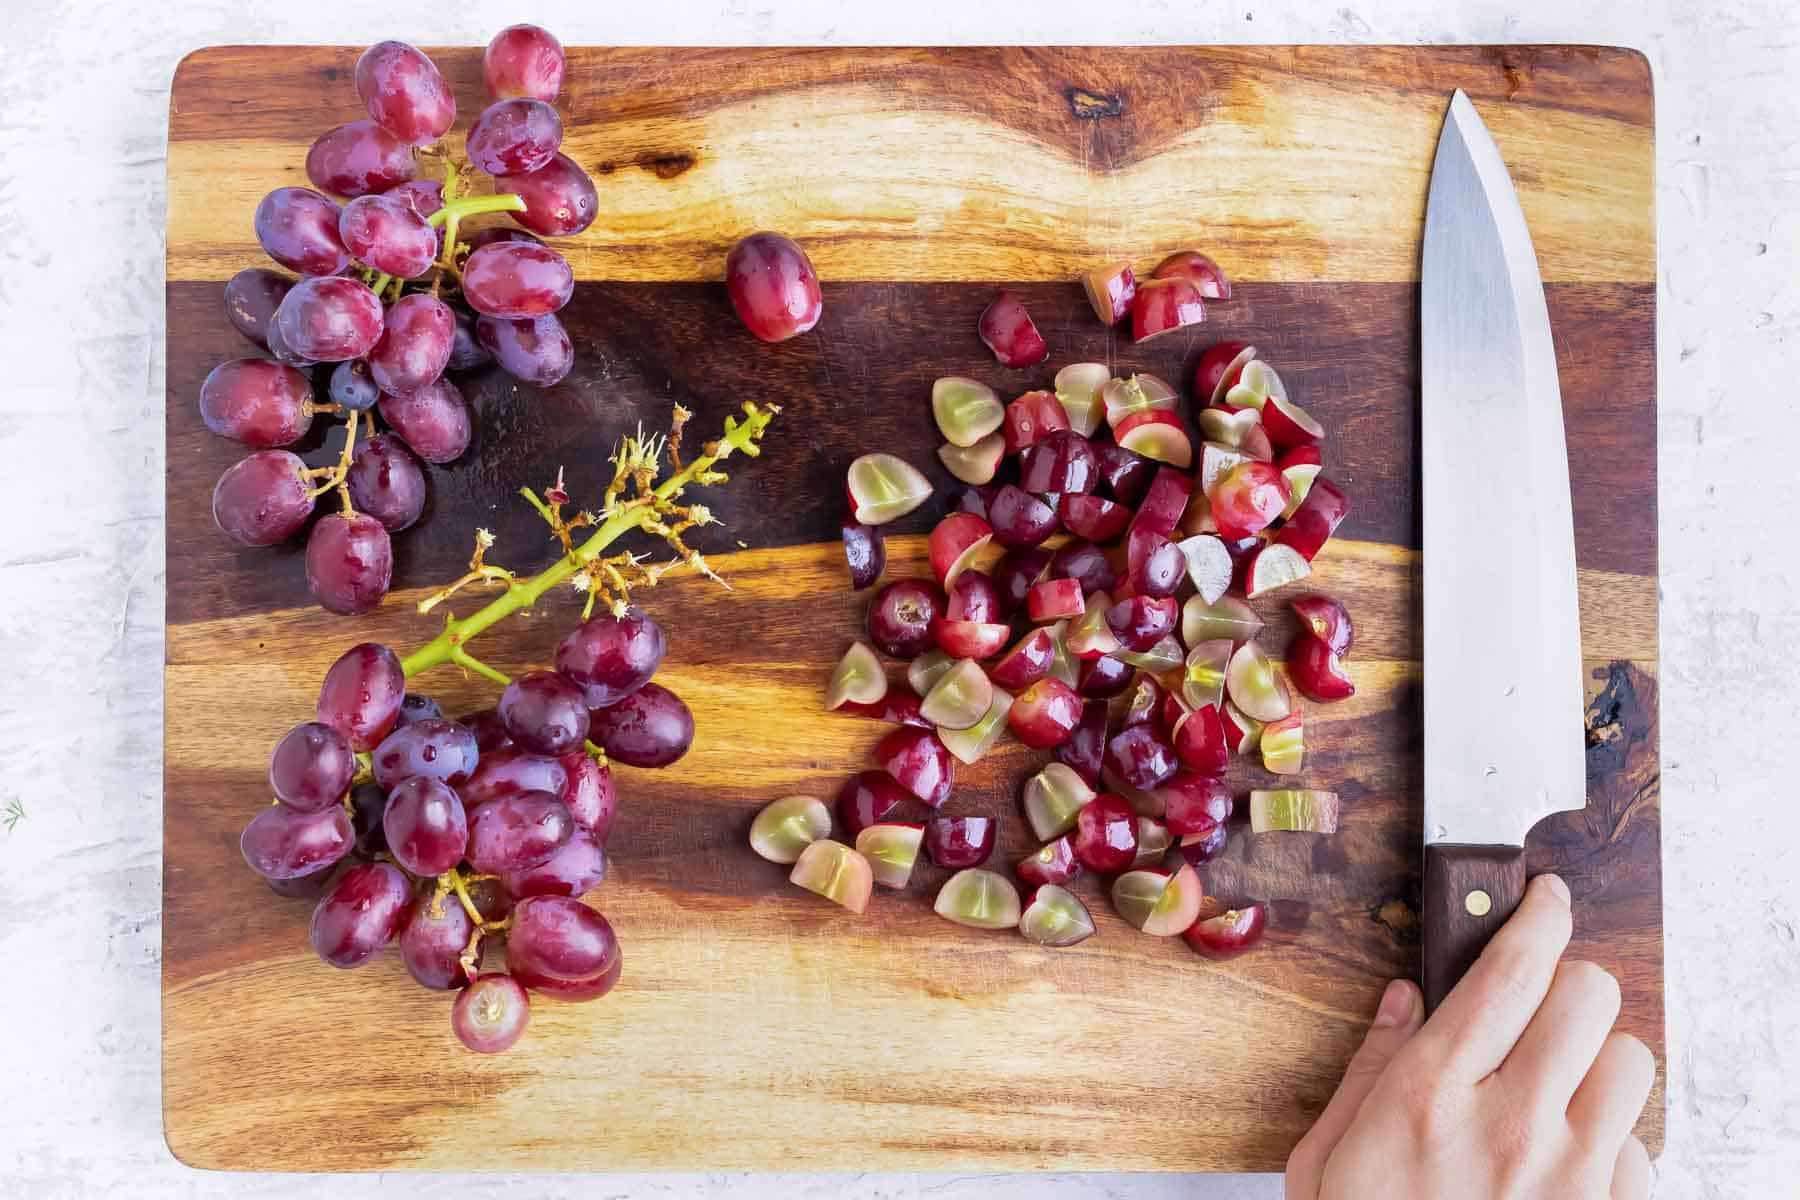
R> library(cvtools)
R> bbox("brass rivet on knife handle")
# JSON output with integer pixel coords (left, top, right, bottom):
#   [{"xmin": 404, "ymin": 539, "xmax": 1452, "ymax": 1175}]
[{"xmin": 1422, "ymin": 843, "xmax": 1529, "ymax": 1013}]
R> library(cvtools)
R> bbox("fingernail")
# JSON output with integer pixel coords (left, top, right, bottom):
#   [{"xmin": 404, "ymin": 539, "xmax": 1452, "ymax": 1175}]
[
  {"xmin": 1542, "ymin": 873, "xmax": 1571, "ymax": 905},
  {"xmin": 1373, "ymin": 979, "xmax": 1413, "ymax": 1028}
]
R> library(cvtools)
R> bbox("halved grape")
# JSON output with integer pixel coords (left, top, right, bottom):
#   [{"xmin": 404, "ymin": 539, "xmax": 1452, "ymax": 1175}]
[
  {"xmin": 453, "ymin": 973, "xmax": 531, "ymax": 1052},
  {"xmin": 1226, "ymin": 641, "xmax": 1293, "ymax": 722},
  {"xmin": 1019, "ymin": 884, "xmax": 1094, "ymax": 947},
  {"xmin": 789, "ymin": 840, "xmax": 873, "ymax": 913},
  {"xmin": 856, "ymin": 822, "xmax": 924, "ymax": 889},
  {"xmin": 1181, "ymin": 639, "xmax": 1233, "ymax": 713},
  {"xmin": 932, "ymin": 377, "xmax": 1004, "ymax": 447},
  {"xmin": 920, "ymin": 659, "xmax": 993, "ymax": 730},
  {"xmin": 310, "ymin": 861, "xmax": 410, "ymax": 968},
  {"xmin": 749, "ymin": 795, "xmax": 832, "ymax": 864},
  {"xmin": 933, "ymin": 869, "xmax": 1021, "ymax": 930}
]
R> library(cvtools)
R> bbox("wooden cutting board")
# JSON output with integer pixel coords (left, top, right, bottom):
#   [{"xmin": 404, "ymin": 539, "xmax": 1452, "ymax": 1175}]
[{"xmin": 163, "ymin": 45, "xmax": 1662, "ymax": 1171}]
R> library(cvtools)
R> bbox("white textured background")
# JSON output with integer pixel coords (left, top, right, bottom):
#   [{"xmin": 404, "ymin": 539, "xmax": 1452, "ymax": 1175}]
[{"xmin": 0, "ymin": 2, "xmax": 1794, "ymax": 1197}]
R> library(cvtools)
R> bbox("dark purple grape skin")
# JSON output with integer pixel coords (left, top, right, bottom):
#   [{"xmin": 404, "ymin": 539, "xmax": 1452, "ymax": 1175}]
[
  {"xmin": 199, "ymin": 358, "xmax": 312, "ymax": 448},
  {"xmin": 1078, "ymin": 654, "xmax": 1133, "ymax": 698},
  {"xmin": 222, "ymin": 268, "xmax": 293, "ymax": 349},
  {"xmin": 1104, "ymin": 596, "xmax": 1179, "ymax": 652},
  {"xmin": 1104, "ymin": 725, "xmax": 1180, "ymax": 791},
  {"xmin": 987, "ymin": 485, "xmax": 1059, "ymax": 548},
  {"xmin": 305, "ymin": 119, "xmax": 418, "ymax": 198},
  {"xmin": 1051, "ymin": 540, "xmax": 1117, "ymax": 597},
  {"xmin": 305, "ymin": 512, "xmax": 393, "ymax": 615},
  {"xmin": 241, "ymin": 803, "xmax": 354, "ymax": 879},
  {"xmin": 269, "ymin": 721, "xmax": 356, "ymax": 812},
  {"xmin": 554, "ymin": 610, "xmax": 667, "ymax": 709},
  {"xmin": 345, "ymin": 433, "xmax": 427, "ymax": 533},
  {"xmin": 497, "ymin": 153, "xmax": 597, "ymax": 236},
  {"xmin": 725, "ymin": 232, "xmax": 824, "ymax": 343},
  {"xmin": 399, "ymin": 693, "xmax": 442, "ymax": 725},
  {"xmin": 373, "ymin": 716, "xmax": 480, "ymax": 789},
  {"xmin": 446, "ymin": 308, "xmax": 492, "ymax": 371},
  {"xmin": 507, "ymin": 895, "xmax": 620, "ymax": 982},
  {"xmin": 254, "ymin": 187, "xmax": 350, "ymax": 276},
  {"xmin": 924, "ymin": 816, "xmax": 997, "ymax": 869},
  {"xmin": 355, "ymin": 41, "xmax": 456, "ymax": 146},
  {"xmin": 263, "ymin": 317, "xmax": 316, "ymax": 368},
  {"xmin": 945, "ymin": 570, "xmax": 1001, "ymax": 623},
  {"xmin": 502, "ymin": 830, "xmax": 606, "ymax": 899},
  {"xmin": 378, "ymin": 377, "xmax": 471, "ymax": 463},
  {"xmin": 275, "ymin": 276, "xmax": 385, "ymax": 362},
  {"xmin": 466, "ymin": 789, "xmax": 574, "ymax": 873},
  {"xmin": 475, "ymin": 313, "xmax": 573, "ymax": 387},
  {"xmin": 1131, "ymin": 533, "xmax": 1187, "ymax": 599},
  {"xmin": 588, "ymin": 682, "xmax": 694, "ymax": 768},
  {"xmin": 453, "ymin": 973, "xmax": 531, "ymax": 1052},
  {"xmin": 558, "ymin": 751, "xmax": 617, "ymax": 841},
  {"xmin": 866, "ymin": 579, "xmax": 944, "ymax": 659},
  {"xmin": 498, "ymin": 670, "xmax": 591, "ymax": 756},
  {"xmin": 399, "ymin": 891, "xmax": 476, "ymax": 989},
  {"xmin": 383, "ymin": 775, "xmax": 470, "ymax": 876},
  {"xmin": 462, "ymin": 242, "xmax": 573, "ymax": 319},
  {"xmin": 348, "ymin": 782, "xmax": 389, "ymax": 856},
  {"xmin": 464, "ymin": 876, "xmax": 515, "ymax": 923},
  {"xmin": 1096, "ymin": 444, "xmax": 1155, "ymax": 505},
  {"xmin": 457, "ymin": 749, "xmax": 568, "ymax": 810},
  {"xmin": 954, "ymin": 485, "xmax": 997, "ymax": 521},
  {"xmin": 840, "ymin": 518, "xmax": 885, "ymax": 590},
  {"xmin": 836, "ymin": 770, "xmax": 909, "ymax": 836},
  {"xmin": 1019, "ymin": 430, "xmax": 1098, "ymax": 495},
  {"xmin": 462, "ymin": 708, "xmax": 514, "ymax": 754},
  {"xmin": 340, "ymin": 193, "xmax": 438, "ymax": 279},
  {"xmin": 466, "ymin": 98, "xmax": 563, "ymax": 176},
  {"xmin": 267, "ymin": 864, "xmax": 341, "ymax": 900},
  {"xmin": 317, "ymin": 642, "xmax": 405, "ymax": 751},
  {"xmin": 991, "ymin": 547, "xmax": 1052, "ymax": 616},
  {"xmin": 212, "ymin": 450, "xmax": 313, "ymax": 547},
  {"xmin": 1056, "ymin": 699, "xmax": 1109, "ymax": 785},
  {"xmin": 485, "ymin": 24, "xmax": 565, "ymax": 101},
  {"xmin": 367, "ymin": 293, "xmax": 455, "ymax": 396},
  {"xmin": 1179, "ymin": 821, "xmax": 1229, "ymax": 865},
  {"xmin": 311, "ymin": 861, "xmax": 411, "ymax": 968},
  {"xmin": 329, "ymin": 359, "xmax": 381, "ymax": 411}
]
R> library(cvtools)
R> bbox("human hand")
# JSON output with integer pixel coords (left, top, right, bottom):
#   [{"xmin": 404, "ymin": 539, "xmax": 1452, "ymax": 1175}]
[{"xmin": 1285, "ymin": 874, "xmax": 1656, "ymax": 1199}]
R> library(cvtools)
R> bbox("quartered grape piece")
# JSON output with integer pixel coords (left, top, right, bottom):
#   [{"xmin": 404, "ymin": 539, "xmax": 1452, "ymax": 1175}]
[
  {"xmin": 749, "ymin": 795, "xmax": 833, "ymax": 864},
  {"xmin": 1019, "ymin": 884, "xmax": 1095, "ymax": 947},
  {"xmin": 856, "ymin": 822, "xmax": 924, "ymax": 889},
  {"xmin": 1021, "ymin": 761, "xmax": 1095, "ymax": 841},
  {"xmin": 789, "ymin": 840, "xmax": 873, "ymax": 914},
  {"xmin": 1249, "ymin": 789, "xmax": 1340, "ymax": 834},
  {"xmin": 934, "ymin": 869, "xmax": 1022, "ymax": 930}
]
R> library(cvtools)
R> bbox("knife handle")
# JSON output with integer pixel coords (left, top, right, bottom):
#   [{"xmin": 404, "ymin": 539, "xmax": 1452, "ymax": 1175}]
[{"xmin": 1422, "ymin": 843, "xmax": 1528, "ymax": 1013}]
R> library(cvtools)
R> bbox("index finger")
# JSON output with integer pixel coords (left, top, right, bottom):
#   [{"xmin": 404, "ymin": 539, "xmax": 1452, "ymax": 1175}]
[{"xmin": 1406, "ymin": 873, "xmax": 1573, "ymax": 1083}]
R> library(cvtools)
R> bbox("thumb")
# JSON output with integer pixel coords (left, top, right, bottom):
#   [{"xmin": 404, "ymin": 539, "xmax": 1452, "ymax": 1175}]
[{"xmin": 1285, "ymin": 979, "xmax": 1425, "ymax": 1197}]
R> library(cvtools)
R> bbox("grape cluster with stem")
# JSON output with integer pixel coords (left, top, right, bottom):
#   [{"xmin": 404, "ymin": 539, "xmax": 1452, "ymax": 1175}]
[
  {"xmin": 205, "ymin": 26, "xmax": 603, "ymax": 617},
  {"xmin": 241, "ymin": 402, "xmax": 777, "ymax": 1053}
]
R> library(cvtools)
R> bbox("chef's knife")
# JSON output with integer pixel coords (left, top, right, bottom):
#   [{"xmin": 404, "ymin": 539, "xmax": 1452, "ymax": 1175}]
[{"xmin": 1419, "ymin": 90, "xmax": 1587, "ymax": 1013}]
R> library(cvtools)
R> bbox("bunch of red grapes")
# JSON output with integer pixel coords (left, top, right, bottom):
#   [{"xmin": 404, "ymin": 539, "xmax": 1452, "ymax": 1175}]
[
  {"xmin": 241, "ymin": 606, "xmax": 696, "ymax": 1052},
  {"xmin": 205, "ymin": 26, "xmax": 600, "ymax": 616}
]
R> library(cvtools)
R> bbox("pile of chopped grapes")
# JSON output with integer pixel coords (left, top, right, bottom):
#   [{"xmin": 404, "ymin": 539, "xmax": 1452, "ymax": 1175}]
[
  {"xmin": 205, "ymin": 25, "xmax": 596, "ymax": 617},
  {"xmin": 751, "ymin": 252, "xmax": 1359, "ymax": 957}
]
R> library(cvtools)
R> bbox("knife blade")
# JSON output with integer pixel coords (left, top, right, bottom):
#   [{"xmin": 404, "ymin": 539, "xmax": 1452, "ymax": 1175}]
[{"xmin": 1419, "ymin": 90, "xmax": 1587, "ymax": 1012}]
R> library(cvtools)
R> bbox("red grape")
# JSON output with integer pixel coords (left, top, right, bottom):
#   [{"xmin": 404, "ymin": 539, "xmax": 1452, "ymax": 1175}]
[
  {"xmin": 497, "ymin": 153, "xmax": 597, "ymax": 236},
  {"xmin": 873, "ymin": 726, "xmax": 954, "ymax": 808},
  {"xmin": 345, "ymin": 433, "xmax": 427, "ymax": 532},
  {"xmin": 262, "ymin": 316, "xmax": 315, "ymax": 368},
  {"xmin": 466, "ymin": 98, "xmax": 563, "ymax": 176},
  {"xmin": 328, "ymin": 359, "xmax": 381, "ymax": 411},
  {"xmin": 399, "ymin": 892, "xmax": 475, "ymax": 989},
  {"xmin": 498, "ymin": 670, "xmax": 591, "ymax": 755},
  {"xmin": 447, "ymin": 308, "xmax": 491, "ymax": 371},
  {"xmin": 457, "ymin": 749, "xmax": 568, "ymax": 810},
  {"xmin": 378, "ymin": 377, "xmax": 471, "ymax": 463},
  {"xmin": 991, "ymin": 547, "xmax": 1053, "ymax": 615},
  {"xmin": 1056, "ymin": 699, "xmax": 1108, "ymax": 784},
  {"xmin": 266, "ymin": 865, "xmax": 342, "ymax": 900},
  {"xmin": 305, "ymin": 119, "xmax": 418, "ymax": 198},
  {"xmin": 554, "ymin": 610, "xmax": 667, "ymax": 709},
  {"xmin": 240, "ymin": 802, "xmax": 353, "ymax": 879},
  {"xmin": 558, "ymin": 751, "xmax": 617, "ymax": 840},
  {"xmin": 383, "ymin": 775, "xmax": 470, "ymax": 876},
  {"xmin": 197, "ymin": 357, "xmax": 315, "ymax": 450},
  {"xmin": 305, "ymin": 511, "xmax": 393, "ymax": 615},
  {"xmin": 1104, "ymin": 725, "xmax": 1179, "ymax": 791},
  {"xmin": 1127, "ymin": 529, "xmax": 1186, "ymax": 599},
  {"xmin": 987, "ymin": 485, "xmax": 1058, "ymax": 548},
  {"xmin": 466, "ymin": 790, "xmax": 574, "ymax": 872},
  {"xmin": 211, "ymin": 450, "xmax": 313, "ymax": 547},
  {"xmin": 340, "ymin": 193, "xmax": 438, "ymax": 279},
  {"xmin": 254, "ymin": 187, "xmax": 350, "ymax": 277},
  {"xmin": 1008, "ymin": 678, "xmax": 1082, "ymax": 749},
  {"xmin": 463, "ymin": 227, "xmax": 543, "ymax": 253},
  {"xmin": 222, "ymin": 267, "xmax": 293, "ymax": 349},
  {"xmin": 310, "ymin": 861, "xmax": 411, "ymax": 968},
  {"xmin": 274, "ymin": 276, "xmax": 385, "ymax": 362},
  {"xmin": 1095, "ymin": 443, "xmax": 1155, "ymax": 505},
  {"xmin": 1104, "ymin": 596, "xmax": 1179, "ymax": 652},
  {"xmin": 268, "ymin": 721, "xmax": 356, "ymax": 812},
  {"xmin": 978, "ymin": 290, "xmax": 1048, "ymax": 368},
  {"xmin": 924, "ymin": 816, "xmax": 997, "ymax": 869},
  {"xmin": 372, "ymin": 717, "xmax": 480, "ymax": 789},
  {"xmin": 587, "ymin": 682, "xmax": 693, "ymax": 768},
  {"xmin": 1078, "ymin": 654, "xmax": 1132, "ymax": 698},
  {"xmin": 355, "ymin": 41, "xmax": 456, "ymax": 146},
  {"xmin": 837, "ymin": 770, "xmax": 909, "ymax": 836},
  {"xmin": 453, "ymin": 973, "xmax": 531, "ymax": 1052},
  {"xmin": 1051, "ymin": 539, "xmax": 1116, "ymax": 596},
  {"xmin": 462, "ymin": 242, "xmax": 573, "ymax": 319},
  {"xmin": 944, "ymin": 570, "xmax": 1001, "ymax": 623},
  {"xmin": 366, "ymin": 293, "xmax": 455, "ymax": 396},
  {"xmin": 725, "ymin": 232, "xmax": 822, "ymax": 342},
  {"xmin": 1019, "ymin": 430, "xmax": 1098, "ymax": 494},
  {"xmin": 484, "ymin": 24, "xmax": 565, "ymax": 101},
  {"xmin": 475, "ymin": 313, "xmax": 573, "ymax": 387},
  {"xmin": 501, "ymin": 830, "xmax": 606, "ymax": 899},
  {"xmin": 387, "ymin": 178, "xmax": 444, "ymax": 220},
  {"xmin": 317, "ymin": 642, "xmax": 404, "ymax": 751},
  {"xmin": 462, "ymin": 708, "xmax": 514, "ymax": 753},
  {"xmin": 507, "ymin": 896, "xmax": 620, "ymax": 982},
  {"xmin": 866, "ymin": 579, "xmax": 943, "ymax": 658},
  {"xmin": 840, "ymin": 519, "xmax": 886, "ymax": 590},
  {"xmin": 1072, "ymin": 793, "xmax": 1137, "ymax": 873}
]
